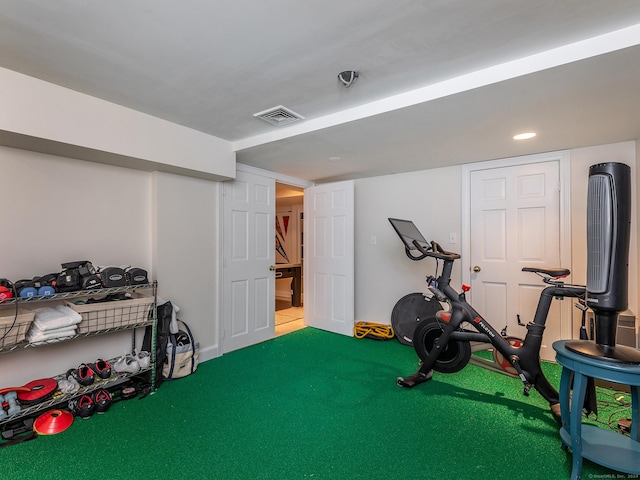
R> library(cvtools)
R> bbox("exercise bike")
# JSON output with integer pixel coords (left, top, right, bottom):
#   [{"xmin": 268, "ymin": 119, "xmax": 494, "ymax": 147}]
[{"xmin": 389, "ymin": 218, "xmax": 586, "ymax": 422}]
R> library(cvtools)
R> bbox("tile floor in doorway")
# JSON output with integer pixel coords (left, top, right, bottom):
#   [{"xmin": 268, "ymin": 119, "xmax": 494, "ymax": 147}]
[
  {"xmin": 275, "ymin": 317, "xmax": 305, "ymax": 337},
  {"xmin": 275, "ymin": 299, "xmax": 306, "ymax": 337}
]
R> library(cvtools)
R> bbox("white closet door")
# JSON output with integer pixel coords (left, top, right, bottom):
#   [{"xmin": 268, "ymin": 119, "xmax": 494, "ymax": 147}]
[{"xmin": 469, "ymin": 160, "xmax": 561, "ymax": 360}]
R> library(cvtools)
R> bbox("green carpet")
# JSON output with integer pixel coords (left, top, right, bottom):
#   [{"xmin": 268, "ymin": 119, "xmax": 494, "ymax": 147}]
[{"xmin": 0, "ymin": 328, "xmax": 626, "ymax": 479}]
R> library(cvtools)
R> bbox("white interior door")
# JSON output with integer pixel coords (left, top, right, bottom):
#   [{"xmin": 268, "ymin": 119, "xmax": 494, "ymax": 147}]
[
  {"xmin": 469, "ymin": 160, "xmax": 563, "ymax": 361},
  {"xmin": 304, "ymin": 180, "xmax": 354, "ymax": 336},
  {"xmin": 222, "ymin": 170, "xmax": 275, "ymax": 353}
]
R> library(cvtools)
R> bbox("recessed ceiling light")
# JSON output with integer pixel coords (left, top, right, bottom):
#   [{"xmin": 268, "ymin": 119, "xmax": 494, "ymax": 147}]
[
  {"xmin": 329, "ymin": 156, "xmax": 342, "ymax": 162},
  {"xmin": 513, "ymin": 132, "xmax": 537, "ymax": 140}
]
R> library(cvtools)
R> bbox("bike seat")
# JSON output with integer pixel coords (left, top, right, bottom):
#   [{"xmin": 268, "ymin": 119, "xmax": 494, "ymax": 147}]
[{"xmin": 522, "ymin": 266, "xmax": 570, "ymax": 278}]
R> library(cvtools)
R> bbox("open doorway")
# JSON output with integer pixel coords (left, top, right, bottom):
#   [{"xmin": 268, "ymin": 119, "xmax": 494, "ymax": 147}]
[{"xmin": 275, "ymin": 182, "xmax": 305, "ymax": 336}]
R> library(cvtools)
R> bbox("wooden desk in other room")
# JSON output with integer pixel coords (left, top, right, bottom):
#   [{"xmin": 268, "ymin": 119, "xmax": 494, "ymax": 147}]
[{"xmin": 275, "ymin": 263, "xmax": 302, "ymax": 307}]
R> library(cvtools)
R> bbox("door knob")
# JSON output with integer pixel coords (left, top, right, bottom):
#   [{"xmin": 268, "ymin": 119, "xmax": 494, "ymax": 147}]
[
  {"xmin": 473, "ymin": 265, "xmax": 481, "ymax": 273},
  {"xmin": 269, "ymin": 265, "xmax": 277, "ymax": 271}
]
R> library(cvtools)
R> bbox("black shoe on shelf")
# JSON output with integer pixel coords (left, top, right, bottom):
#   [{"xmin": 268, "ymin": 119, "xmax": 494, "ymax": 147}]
[
  {"xmin": 74, "ymin": 394, "xmax": 95, "ymax": 418},
  {"xmin": 93, "ymin": 389, "xmax": 112, "ymax": 414},
  {"xmin": 67, "ymin": 364, "xmax": 95, "ymax": 387},
  {"xmin": 89, "ymin": 359, "xmax": 112, "ymax": 380}
]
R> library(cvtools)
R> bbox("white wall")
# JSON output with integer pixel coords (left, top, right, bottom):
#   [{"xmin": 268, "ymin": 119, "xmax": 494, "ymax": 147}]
[
  {"xmin": 353, "ymin": 142, "xmax": 638, "ymax": 342},
  {"xmin": 152, "ymin": 172, "xmax": 220, "ymax": 359},
  {"xmin": 0, "ymin": 147, "xmax": 153, "ymax": 277},
  {"xmin": 354, "ymin": 166, "xmax": 462, "ymax": 324}
]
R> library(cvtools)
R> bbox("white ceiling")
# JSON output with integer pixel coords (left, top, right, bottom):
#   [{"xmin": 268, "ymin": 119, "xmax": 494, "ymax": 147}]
[{"xmin": 2, "ymin": 1, "xmax": 640, "ymax": 182}]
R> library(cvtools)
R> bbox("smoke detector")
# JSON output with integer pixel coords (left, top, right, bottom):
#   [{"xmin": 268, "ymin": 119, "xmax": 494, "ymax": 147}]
[{"xmin": 253, "ymin": 105, "xmax": 305, "ymax": 126}]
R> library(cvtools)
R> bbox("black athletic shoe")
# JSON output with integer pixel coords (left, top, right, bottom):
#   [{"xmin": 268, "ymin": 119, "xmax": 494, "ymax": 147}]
[
  {"xmin": 67, "ymin": 364, "xmax": 95, "ymax": 387},
  {"xmin": 75, "ymin": 394, "xmax": 95, "ymax": 418},
  {"xmin": 89, "ymin": 359, "xmax": 112, "ymax": 380},
  {"xmin": 93, "ymin": 389, "xmax": 112, "ymax": 414}
]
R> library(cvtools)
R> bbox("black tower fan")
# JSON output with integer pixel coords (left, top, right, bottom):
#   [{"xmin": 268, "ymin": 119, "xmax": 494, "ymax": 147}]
[{"xmin": 566, "ymin": 162, "xmax": 640, "ymax": 363}]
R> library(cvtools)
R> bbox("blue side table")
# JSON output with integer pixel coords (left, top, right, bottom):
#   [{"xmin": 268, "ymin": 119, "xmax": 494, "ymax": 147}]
[{"xmin": 553, "ymin": 340, "xmax": 640, "ymax": 479}]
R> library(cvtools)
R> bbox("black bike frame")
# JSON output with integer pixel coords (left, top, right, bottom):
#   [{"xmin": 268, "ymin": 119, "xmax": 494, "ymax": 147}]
[{"xmin": 407, "ymin": 240, "xmax": 584, "ymax": 407}]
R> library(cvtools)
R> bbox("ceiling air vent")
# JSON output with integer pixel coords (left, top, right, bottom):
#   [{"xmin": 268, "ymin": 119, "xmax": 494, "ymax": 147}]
[{"xmin": 253, "ymin": 105, "xmax": 305, "ymax": 126}]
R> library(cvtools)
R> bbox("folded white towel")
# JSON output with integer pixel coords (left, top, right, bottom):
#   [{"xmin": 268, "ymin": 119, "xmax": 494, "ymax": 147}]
[
  {"xmin": 28, "ymin": 333, "xmax": 76, "ymax": 345},
  {"xmin": 28, "ymin": 324, "xmax": 77, "ymax": 337},
  {"xmin": 30, "ymin": 305, "xmax": 82, "ymax": 332},
  {"xmin": 27, "ymin": 325, "xmax": 77, "ymax": 343}
]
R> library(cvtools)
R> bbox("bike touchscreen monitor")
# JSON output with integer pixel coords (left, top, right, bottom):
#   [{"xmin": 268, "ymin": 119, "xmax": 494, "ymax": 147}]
[{"xmin": 388, "ymin": 218, "xmax": 429, "ymax": 251}]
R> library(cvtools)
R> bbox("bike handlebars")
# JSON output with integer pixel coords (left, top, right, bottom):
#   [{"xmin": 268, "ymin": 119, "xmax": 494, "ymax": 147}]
[{"xmin": 409, "ymin": 239, "xmax": 461, "ymax": 261}]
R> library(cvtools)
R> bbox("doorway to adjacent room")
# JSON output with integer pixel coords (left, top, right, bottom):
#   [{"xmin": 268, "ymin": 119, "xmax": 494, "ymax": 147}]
[{"xmin": 275, "ymin": 182, "xmax": 305, "ymax": 336}]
